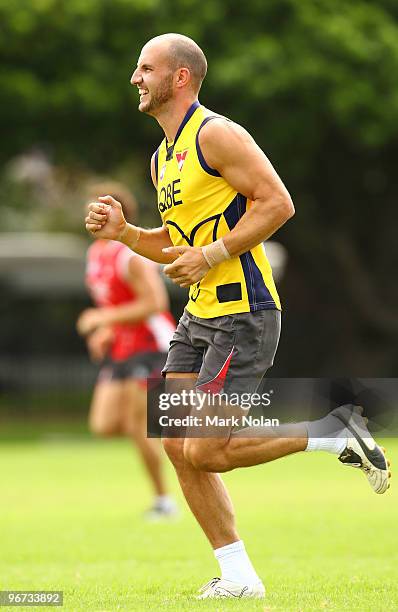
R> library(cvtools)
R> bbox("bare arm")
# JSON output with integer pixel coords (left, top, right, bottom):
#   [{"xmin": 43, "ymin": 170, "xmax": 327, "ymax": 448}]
[
  {"xmin": 121, "ymin": 224, "xmax": 174, "ymax": 264},
  {"xmin": 76, "ymin": 256, "xmax": 169, "ymax": 335},
  {"xmin": 199, "ymin": 119, "xmax": 295, "ymax": 256},
  {"xmin": 98, "ymin": 255, "xmax": 169, "ymax": 326}
]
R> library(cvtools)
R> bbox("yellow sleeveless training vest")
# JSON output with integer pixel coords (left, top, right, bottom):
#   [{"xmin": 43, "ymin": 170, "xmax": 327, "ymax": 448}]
[{"xmin": 155, "ymin": 101, "xmax": 281, "ymax": 318}]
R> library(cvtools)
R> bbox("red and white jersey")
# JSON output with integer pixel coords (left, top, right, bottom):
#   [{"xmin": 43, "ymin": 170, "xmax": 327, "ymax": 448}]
[{"xmin": 86, "ymin": 240, "xmax": 175, "ymax": 361}]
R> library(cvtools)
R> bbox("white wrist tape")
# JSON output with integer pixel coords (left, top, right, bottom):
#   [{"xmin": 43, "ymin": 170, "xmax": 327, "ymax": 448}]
[
  {"xmin": 119, "ymin": 224, "xmax": 141, "ymax": 250},
  {"xmin": 201, "ymin": 238, "xmax": 231, "ymax": 268}
]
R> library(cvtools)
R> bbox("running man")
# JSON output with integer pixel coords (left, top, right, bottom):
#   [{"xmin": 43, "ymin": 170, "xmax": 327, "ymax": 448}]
[
  {"xmin": 85, "ymin": 35, "xmax": 390, "ymax": 598},
  {"xmin": 78, "ymin": 181, "xmax": 177, "ymax": 519}
]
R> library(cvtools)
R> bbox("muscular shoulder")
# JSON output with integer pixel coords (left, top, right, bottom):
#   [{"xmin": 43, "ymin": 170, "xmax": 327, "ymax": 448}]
[
  {"xmin": 198, "ymin": 117, "xmax": 257, "ymax": 172},
  {"xmin": 200, "ymin": 116, "xmax": 251, "ymax": 146}
]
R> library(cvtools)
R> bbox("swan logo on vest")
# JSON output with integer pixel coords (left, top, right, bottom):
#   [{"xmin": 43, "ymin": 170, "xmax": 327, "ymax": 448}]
[
  {"xmin": 176, "ymin": 149, "xmax": 189, "ymax": 172},
  {"xmin": 160, "ymin": 163, "xmax": 166, "ymax": 181}
]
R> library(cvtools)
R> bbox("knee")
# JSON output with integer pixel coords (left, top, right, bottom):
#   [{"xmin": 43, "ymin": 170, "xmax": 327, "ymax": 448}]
[
  {"xmin": 183, "ymin": 440, "xmax": 229, "ymax": 472},
  {"xmin": 89, "ymin": 418, "xmax": 120, "ymax": 437},
  {"xmin": 162, "ymin": 437, "xmax": 185, "ymax": 468}
]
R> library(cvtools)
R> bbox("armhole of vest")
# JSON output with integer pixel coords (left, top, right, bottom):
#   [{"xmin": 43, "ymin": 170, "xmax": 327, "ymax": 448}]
[
  {"xmin": 154, "ymin": 147, "xmax": 159, "ymax": 183},
  {"xmin": 195, "ymin": 116, "xmax": 223, "ymax": 177}
]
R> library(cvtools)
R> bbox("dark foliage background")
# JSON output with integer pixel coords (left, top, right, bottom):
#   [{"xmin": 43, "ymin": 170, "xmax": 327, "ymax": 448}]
[{"xmin": 1, "ymin": 0, "xmax": 397, "ymax": 377}]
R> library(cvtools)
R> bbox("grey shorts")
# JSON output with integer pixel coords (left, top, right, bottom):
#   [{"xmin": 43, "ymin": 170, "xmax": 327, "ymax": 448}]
[{"xmin": 162, "ymin": 309, "xmax": 281, "ymax": 395}]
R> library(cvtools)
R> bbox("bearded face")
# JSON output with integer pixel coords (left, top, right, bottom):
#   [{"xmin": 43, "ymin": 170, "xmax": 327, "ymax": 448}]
[{"xmin": 138, "ymin": 71, "xmax": 174, "ymax": 115}]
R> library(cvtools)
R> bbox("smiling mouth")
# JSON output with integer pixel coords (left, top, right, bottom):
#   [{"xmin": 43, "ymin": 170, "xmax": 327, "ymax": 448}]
[{"xmin": 138, "ymin": 89, "xmax": 149, "ymax": 100}]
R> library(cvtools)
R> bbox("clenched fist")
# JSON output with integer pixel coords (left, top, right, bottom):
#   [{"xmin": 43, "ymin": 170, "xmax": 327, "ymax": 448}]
[
  {"xmin": 163, "ymin": 245, "xmax": 210, "ymax": 287},
  {"xmin": 85, "ymin": 195, "xmax": 127, "ymax": 241}
]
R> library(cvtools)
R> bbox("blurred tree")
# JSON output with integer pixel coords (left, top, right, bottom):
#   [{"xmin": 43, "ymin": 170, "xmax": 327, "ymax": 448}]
[
  {"xmin": 0, "ymin": 0, "xmax": 397, "ymax": 374},
  {"xmin": 2, "ymin": 1, "xmax": 397, "ymax": 165}
]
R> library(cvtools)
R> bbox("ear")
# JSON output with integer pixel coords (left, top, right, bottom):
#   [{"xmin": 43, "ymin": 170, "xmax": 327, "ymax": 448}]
[{"xmin": 176, "ymin": 67, "xmax": 190, "ymax": 89}]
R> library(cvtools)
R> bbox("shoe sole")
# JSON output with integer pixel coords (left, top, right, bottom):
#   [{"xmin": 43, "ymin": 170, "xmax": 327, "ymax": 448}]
[{"xmin": 332, "ymin": 405, "xmax": 391, "ymax": 493}]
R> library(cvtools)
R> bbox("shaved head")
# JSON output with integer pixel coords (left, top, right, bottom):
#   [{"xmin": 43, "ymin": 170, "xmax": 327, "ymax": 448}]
[{"xmin": 147, "ymin": 34, "xmax": 207, "ymax": 94}]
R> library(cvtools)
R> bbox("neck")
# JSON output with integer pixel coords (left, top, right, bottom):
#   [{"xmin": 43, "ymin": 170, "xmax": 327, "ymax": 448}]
[{"xmin": 154, "ymin": 98, "xmax": 198, "ymax": 142}]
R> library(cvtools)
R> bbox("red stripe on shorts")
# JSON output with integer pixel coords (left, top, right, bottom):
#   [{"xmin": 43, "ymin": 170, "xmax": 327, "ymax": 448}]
[{"xmin": 197, "ymin": 346, "xmax": 235, "ymax": 394}]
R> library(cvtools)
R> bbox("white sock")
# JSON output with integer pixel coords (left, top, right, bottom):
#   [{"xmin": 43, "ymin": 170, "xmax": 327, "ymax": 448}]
[
  {"xmin": 154, "ymin": 495, "xmax": 174, "ymax": 510},
  {"xmin": 214, "ymin": 540, "xmax": 260, "ymax": 586},
  {"xmin": 305, "ymin": 435, "xmax": 348, "ymax": 454},
  {"xmin": 305, "ymin": 413, "xmax": 348, "ymax": 455}
]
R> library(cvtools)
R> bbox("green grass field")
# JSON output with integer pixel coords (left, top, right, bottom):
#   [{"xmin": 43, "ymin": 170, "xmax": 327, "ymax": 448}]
[{"xmin": 1, "ymin": 423, "xmax": 397, "ymax": 611}]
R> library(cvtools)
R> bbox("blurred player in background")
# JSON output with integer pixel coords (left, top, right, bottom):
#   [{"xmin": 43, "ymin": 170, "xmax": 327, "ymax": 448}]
[{"xmin": 77, "ymin": 181, "xmax": 177, "ymax": 519}]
